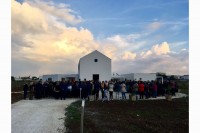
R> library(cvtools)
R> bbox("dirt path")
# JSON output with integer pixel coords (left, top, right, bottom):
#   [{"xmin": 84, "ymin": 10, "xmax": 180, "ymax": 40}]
[{"xmin": 12, "ymin": 98, "xmax": 78, "ymax": 133}]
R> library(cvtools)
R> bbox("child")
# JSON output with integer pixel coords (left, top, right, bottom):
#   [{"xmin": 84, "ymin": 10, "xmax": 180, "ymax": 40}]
[{"xmin": 102, "ymin": 88, "xmax": 109, "ymax": 102}]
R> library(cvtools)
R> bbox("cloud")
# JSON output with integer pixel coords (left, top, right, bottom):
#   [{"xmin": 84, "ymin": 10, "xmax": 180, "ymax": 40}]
[
  {"xmin": 24, "ymin": 0, "xmax": 82, "ymax": 25},
  {"xmin": 122, "ymin": 51, "xmax": 137, "ymax": 60},
  {"xmin": 112, "ymin": 42, "xmax": 188, "ymax": 75},
  {"xmin": 139, "ymin": 42, "xmax": 170, "ymax": 58},
  {"xmin": 12, "ymin": 0, "xmax": 48, "ymax": 34},
  {"xmin": 112, "ymin": 50, "xmax": 188, "ymax": 75},
  {"xmin": 140, "ymin": 50, "xmax": 152, "ymax": 58},
  {"xmin": 151, "ymin": 42, "xmax": 170, "ymax": 55},
  {"xmin": 147, "ymin": 22, "xmax": 162, "ymax": 31}
]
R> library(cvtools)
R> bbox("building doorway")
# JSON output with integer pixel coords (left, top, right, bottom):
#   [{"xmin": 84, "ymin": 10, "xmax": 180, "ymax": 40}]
[{"xmin": 93, "ymin": 74, "xmax": 99, "ymax": 81}]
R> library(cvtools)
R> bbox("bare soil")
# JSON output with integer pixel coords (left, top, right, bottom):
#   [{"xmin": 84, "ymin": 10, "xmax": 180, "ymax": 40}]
[
  {"xmin": 11, "ymin": 93, "xmax": 24, "ymax": 104},
  {"xmin": 66, "ymin": 98, "xmax": 189, "ymax": 133}
]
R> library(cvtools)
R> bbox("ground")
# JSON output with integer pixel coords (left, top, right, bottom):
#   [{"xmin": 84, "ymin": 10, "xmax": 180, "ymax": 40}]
[
  {"xmin": 66, "ymin": 97, "xmax": 189, "ymax": 133},
  {"xmin": 11, "ymin": 80, "xmax": 189, "ymax": 133},
  {"xmin": 12, "ymin": 99, "xmax": 78, "ymax": 133}
]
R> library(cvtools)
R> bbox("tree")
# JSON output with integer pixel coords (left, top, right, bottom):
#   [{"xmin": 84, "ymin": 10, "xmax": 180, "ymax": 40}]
[
  {"xmin": 156, "ymin": 72, "xmax": 167, "ymax": 80},
  {"xmin": 32, "ymin": 76, "xmax": 38, "ymax": 80},
  {"xmin": 11, "ymin": 76, "xmax": 15, "ymax": 82}
]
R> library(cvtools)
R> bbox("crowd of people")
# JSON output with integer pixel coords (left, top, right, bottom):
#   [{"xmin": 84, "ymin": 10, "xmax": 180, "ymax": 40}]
[{"xmin": 23, "ymin": 78, "xmax": 179, "ymax": 101}]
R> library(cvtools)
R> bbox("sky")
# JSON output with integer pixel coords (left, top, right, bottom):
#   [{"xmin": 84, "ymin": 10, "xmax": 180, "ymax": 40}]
[{"xmin": 11, "ymin": 0, "xmax": 189, "ymax": 77}]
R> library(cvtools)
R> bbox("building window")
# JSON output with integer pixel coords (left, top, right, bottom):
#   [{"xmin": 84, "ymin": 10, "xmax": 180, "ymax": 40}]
[{"xmin": 94, "ymin": 59, "xmax": 98, "ymax": 62}]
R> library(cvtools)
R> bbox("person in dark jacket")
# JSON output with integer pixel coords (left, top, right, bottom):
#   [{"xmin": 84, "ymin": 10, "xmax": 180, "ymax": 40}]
[
  {"xmin": 29, "ymin": 82, "xmax": 35, "ymax": 100},
  {"xmin": 94, "ymin": 80, "xmax": 100, "ymax": 100},
  {"xmin": 81, "ymin": 80, "xmax": 88, "ymax": 99},
  {"xmin": 87, "ymin": 81, "xmax": 93, "ymax": 96},
  {"xmin": 23, "ymin": 83, "xmax": 28, "ymax": 99},
  {"xmin": 78, "ymin": 80, "xmax": 82, "ymax": 98},
  {"xmin": 53, "ymin": 81, "xmax": 60, "ymax": 99},
  {"xmin": 101, "ymin": 81, "xmax": 105, "ymax": 99},
  {"xmin": 115, "ymin": 81, "xmax": 121, "ymax": 100},
  {"xmin": 60, "ymin": 79, "xmax": 66, "ymax": 100}
]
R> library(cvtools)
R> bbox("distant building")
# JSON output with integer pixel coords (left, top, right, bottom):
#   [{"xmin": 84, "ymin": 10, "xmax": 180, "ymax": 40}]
[
  {"xmin": 180, "ymin": 75, "xmax": 189, "ymax": 80},
  {"xmin": 119, "ymin": 73, "xmax": 157, "ymax": 81},
  {"xmin": 42, "ymin": 74, "xmax": 78, "ymax": 82},
  {"xmin": 78, "ymin": 50, "xmax": 111, "ymax": 81}
]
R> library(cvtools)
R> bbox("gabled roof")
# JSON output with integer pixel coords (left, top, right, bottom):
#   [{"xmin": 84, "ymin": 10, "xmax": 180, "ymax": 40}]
[{"xmin": 79, "ymin": 50, "xmax": 111, "ymax": 61}]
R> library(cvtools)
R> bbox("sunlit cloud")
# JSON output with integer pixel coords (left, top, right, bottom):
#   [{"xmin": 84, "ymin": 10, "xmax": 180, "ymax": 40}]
[
  {"xmin": 25, "ymin": 0, "xmax": 83, "ymax": 25},
  {"xmin": 122, "ymin": 51, "xmax": 137, "ymax": 60},
  {"xmin": 151, "ymin": 42, "xmax": 170, "ymax": 55}
]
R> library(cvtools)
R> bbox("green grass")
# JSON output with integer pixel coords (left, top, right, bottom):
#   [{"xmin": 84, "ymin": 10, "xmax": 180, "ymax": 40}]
[
  {"xmin": 65, "ymin": 100, "xmax": 81, "ymax": 133},
  {"xmin": 12, "ymin": 80, "xmax": 32, "ymax": 92},
  {"xmin": 176, "ymin": 80, "xmax": 189, "ymax": 95}
]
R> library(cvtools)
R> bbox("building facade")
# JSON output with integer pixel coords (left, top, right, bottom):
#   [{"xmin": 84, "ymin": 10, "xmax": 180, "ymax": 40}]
[
  {"xmin": 78, "ymin": 50, "xmax": 111, "ymax": 81},
  {"xmin": 42, "ymin": 74, "xmax": 78, "ymax": 82},
  {"xmin": 119, "ymin": 73, "xmax": 157, "ymax": 81}
]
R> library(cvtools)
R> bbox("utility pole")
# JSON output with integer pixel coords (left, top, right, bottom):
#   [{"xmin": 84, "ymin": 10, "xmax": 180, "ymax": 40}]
[{"xmin": 80, "ymin": 99, "xmax": 85, "ymax": 133}]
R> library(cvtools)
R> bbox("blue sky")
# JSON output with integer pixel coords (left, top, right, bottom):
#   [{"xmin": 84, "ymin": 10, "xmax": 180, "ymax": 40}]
[
  {"xmin": 12, "ymin": 0, "xmax": 189, "ymax": 76},
  {"xmin": 67, "ymin": 0, "xmax": 188, "ymax": 42}
]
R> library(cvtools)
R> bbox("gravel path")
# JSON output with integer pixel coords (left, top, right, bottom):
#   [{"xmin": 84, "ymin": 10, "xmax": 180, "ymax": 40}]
[{"xmin": 12, "ymin": 98, "xmax": 78, "ymax": 133}]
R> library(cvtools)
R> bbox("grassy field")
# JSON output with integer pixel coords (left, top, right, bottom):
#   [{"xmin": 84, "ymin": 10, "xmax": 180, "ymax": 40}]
[
  {"xmin": 177, "ymin": 80, "xmax": 189, "ymax": 95},
  {"xmin": 65, "ymin": 97, "xmax": 189, "ymax": 133},
  {"xmin": 11, "ymin": 80, "xmax": 32, "ymax": 104}
]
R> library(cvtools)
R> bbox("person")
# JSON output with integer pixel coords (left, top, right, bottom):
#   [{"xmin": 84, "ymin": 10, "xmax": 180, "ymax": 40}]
[
  {"xmin": 108, "ymin": 81, "xmax": 114, "ymax": 100},
  {"xmin": 23, "ymin": 83, "xmax": 28, "ymax": 100},
  {"xmin": 153, "ymin": 81, "xmax": 158, "ymax": 98},
  {"xmin": 115, "ymin": 81, "xmax": 121, "ymax": 100},
  {"xmin": 43, "ymin": 81, "xmax": 49, "ymax": 98},
  {"xmin": 81, "ymin": 80, "xmax": 88, "ymax": 99},
  {"xmin": 87, "ymin": 80, "xmax": 93, "ymax": 96},
  {"xmin": 138, "ymin": 81, "xmax": 145, "ymax": 99},
  {"xmin": 158, "ymin": 80, "xmax": 164, "ymax": 96},
  {"xmin": 121, "ymin": 82, "xmax": 126, "ymax": 100},
  {"xmin": 60, "ymin": 79, "xmax": 66, "ymax": 100},
  {"xmin": 102, "ymin": 87, "xmax": 109, "ymax": 102},
  {"xmin": 94, "ymin": 80, "xmax": 100, "ymax": 100},
  {"xmin": 72, "ymin": 81, "xmax": 79, "ymax": 98},
  {"xmin": 171, "ymin": 81, "xmax": 176, "ymax": 96},
  {"xmin": 133, "ymin": 81, "xmax": 139, "ymax": 99},
  {"xmin": 29, "ymin": 82, "xmax": 34, "ymax": 100},
  {"xmin": 78, "ymin": 79, "xmax": 82, "ymax": 98},
  {"xmin": 67, "ymin": 80, "xmax": 73, "ymax": 97},
  {"xmin": 175, "ymin": 81, "xmax": 178, "ymax": 93},
  {"xmin": 54, "ymin": 81, "xmax": 60, "ymax": 99},
  {"xmin": 145, "ymin": 81, "xmax": 150, "ymax": 99},
  {"xmin": 101, "ymin": 81, "xmax": 105, "ymax": 99}
]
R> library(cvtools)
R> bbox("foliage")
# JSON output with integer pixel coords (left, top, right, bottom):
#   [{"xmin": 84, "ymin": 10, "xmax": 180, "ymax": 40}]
[
  {"xmin": 11, "ymin": 76, "xmax": 15, "ymax": 82},
  {"xmin": 32, "ymin": 76, "xmax": 39, "ymax": 80},
  {"xmin": 177, "ymin": 80, "xmax": 189, "ymax": 95}
]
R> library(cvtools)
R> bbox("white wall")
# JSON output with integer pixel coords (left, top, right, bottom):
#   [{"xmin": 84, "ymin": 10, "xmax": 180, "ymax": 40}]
[
  {"xmin": 120, "ymin": 73, "xmax": 157, "ymax": 81},
  {"xmin": 120, "ymin": 73, "xmax": 134, "ymax": 81},
  {"xmin": 42, "ymin": 74, "xmax": 79, "ymax": 82},
  {"xmin": 43, "ymin": 74, "xmax": 60, "ymax": 82},
  {"xmin": 134, "ymin": 73, "xmax": 157, "ymax": 81},
  {"xmin": 79, "ymin": 50, "xmax": 111, "ymax": 81}
]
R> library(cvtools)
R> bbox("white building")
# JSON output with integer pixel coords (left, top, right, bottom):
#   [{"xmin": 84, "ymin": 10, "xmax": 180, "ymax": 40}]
[
  {"xmin": 78, "ymin": 50, "xmax": 111, "ymax": 81},
  {"xmin": 180, "ymin": 75, "xmax": 189, "ymax": 80},
  {"xmin": 42, "ymin": 74, "xmax": 78, "ymax": 82},
  {"xmin": 120, "ymin": 73, "xmax": 157, "ymax": 81}
]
